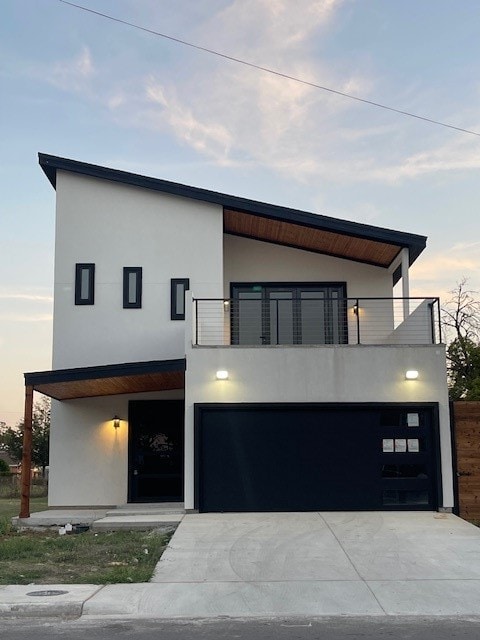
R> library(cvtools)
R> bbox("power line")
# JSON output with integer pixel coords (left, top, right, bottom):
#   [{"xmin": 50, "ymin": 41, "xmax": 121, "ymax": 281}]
[{"xmin": 58, "ymin": 0, "xmax": 480, "ymax": 138}]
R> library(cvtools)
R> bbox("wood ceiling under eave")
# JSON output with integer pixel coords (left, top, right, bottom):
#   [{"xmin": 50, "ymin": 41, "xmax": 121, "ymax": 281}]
[
  {"xmin": 223, "ymin": 209, "xmax": 402, "ymax": 268},
  {"xmin": 32, "ymin": 370, "xmax": 185, "ymax": 401}
]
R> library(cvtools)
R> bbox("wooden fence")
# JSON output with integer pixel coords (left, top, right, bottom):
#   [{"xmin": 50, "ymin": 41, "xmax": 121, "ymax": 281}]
[{"xmin": 453, "ymin": 401, "xmax": 480, "ymax": 521}]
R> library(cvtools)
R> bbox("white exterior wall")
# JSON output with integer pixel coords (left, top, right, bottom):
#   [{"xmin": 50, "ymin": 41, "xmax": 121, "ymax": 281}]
[
  {"xmin": 53, "ymin": 171, "xmax": 223, "ymax": 369},
  {"xmin": 49, "ymin": 389, "xmax": 183, "ymax": 507},
  {"xmin": 223, "ymin": 235, "xmax": 393, "ymax": 297},
  {"xmin": 184, "ymin": 340, "xmax": 453, "ymax": 511}
]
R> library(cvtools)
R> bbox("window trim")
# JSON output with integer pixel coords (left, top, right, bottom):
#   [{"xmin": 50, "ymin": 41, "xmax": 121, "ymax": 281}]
[
  {"xmin": 123, "ymin": 267, "xmax": 143, "ymax": 309},
  {"xmin": 171, "ymin": 278, "xmax": 190, "ymax": 320},
  {"xmin": 75, "ymin": 263, "xmax": 95, "ymax": 305}
]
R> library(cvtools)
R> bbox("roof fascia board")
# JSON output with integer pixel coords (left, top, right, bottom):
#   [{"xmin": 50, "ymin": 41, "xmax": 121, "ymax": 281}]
[
  {"xmin": 24, "ymin": 358, "xmax": 186, "ymax": 387},
  {"xmin": 38, "ymin": 153, "xmax": 426, "ymax": 261}
]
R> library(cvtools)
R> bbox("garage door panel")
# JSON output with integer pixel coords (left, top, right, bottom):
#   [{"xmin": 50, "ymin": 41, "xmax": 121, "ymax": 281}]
[{"xmin": 196, "ymin": 404, "xmax": 438, "ymax": 512}]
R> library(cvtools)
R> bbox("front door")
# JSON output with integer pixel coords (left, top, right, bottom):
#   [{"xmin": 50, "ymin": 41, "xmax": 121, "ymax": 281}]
[{"xmin": 128, "ymin": 400, "xmax": 184, "ymax": 502}]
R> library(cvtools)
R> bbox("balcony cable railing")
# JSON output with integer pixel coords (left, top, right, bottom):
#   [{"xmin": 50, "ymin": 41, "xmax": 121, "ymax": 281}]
[{"xmin": 193, "ymin": 297, "xmax": 441, "ymax": 347}]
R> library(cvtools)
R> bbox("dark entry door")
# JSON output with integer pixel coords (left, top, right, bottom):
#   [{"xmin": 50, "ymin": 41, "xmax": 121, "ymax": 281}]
[
  {"xmin": 196, "ymin": 404, "xmax": 439, "ymax": 512},
  {"xmin": 128, "ymin": 400, "xmax": 184, "ymax": 502}
]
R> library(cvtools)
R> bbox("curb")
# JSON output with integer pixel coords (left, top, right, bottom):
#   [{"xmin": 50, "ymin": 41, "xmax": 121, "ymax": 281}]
[{"xmin": 0, "ymin": 585, "xmax": 104, "ymax": 619}]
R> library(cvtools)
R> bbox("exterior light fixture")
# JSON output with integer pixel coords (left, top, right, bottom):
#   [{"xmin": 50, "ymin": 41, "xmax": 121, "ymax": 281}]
[
  {"xmin": 216, "ymin": 370, "xmax": 229, "ymax": 380},
  {"xmin": 353, "ymin": 302, "xmax": 359, "ymax": 316},
  {"xmin": 113, "ymin": 415, "xmax": 121, "ymax": 429},
  {"xmin": 405, "ymin": 370, "xmax": 419, "ymax": 380}
]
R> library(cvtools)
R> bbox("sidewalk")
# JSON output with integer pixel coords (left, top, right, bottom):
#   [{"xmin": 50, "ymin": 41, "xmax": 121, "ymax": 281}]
[{"xmin": 2, "ymin": 511, "xmax": 480, "ymax": 619}]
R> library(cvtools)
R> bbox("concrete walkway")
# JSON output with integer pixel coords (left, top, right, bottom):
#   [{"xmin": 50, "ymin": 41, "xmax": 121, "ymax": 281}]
[
  {"xmin": 2, "ymin": 511, "xmax": 480, "ymax": 619},
  {"xmin": 12, "ymin": 503, "xmax": 185, "ymax": 531}
]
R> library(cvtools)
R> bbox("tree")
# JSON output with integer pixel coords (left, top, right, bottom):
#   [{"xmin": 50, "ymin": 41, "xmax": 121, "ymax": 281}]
[
  {"xmin": 442, "ymin": 279, "xmax": 480, "ymax": 400},
  {"xmin": 0, "ymin": 397, "xmax": 50, "ymax": 476},
  {"xmin": 0, "ymin": 458, "xmax": 10, "ymax": 475}
]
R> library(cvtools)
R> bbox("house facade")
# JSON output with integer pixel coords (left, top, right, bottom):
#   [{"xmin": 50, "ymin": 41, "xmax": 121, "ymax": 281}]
[{"xmin": 24, "ymin": 153, "xmax": 453, "ymax": 513}]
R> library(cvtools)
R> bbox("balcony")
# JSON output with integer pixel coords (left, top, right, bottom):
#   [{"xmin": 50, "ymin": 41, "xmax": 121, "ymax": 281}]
[{"xmin": 193, "ymin": 297, "xmax": 441, "ymax": 347}]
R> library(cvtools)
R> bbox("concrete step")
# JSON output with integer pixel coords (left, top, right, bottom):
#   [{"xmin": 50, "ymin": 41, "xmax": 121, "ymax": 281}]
[
  {"xmin": 92, "ymin": 514, "xmax": 184, "ymax": 531},
  {"xmin": 106, "ymin": 504, "xmax": 185, "ymax": 517}
]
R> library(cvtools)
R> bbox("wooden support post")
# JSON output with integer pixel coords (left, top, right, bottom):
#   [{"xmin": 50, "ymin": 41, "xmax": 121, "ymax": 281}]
[{"xmin": 19, "ymin": 385, "xmax": 34, "ymax": 519}]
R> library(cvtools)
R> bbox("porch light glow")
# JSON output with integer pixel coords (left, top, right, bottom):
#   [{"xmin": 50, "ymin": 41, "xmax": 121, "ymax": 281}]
[
  {"xmin": 216, "ymin": 370, "xmax": 229, "ymax": 380},
  {"xmin": 405, "ymin": 370, "xmax": 419, "ymax": 380},
  {"xmin": 113, "ymin": 415, "xmax": 121, "ymax": 429}
]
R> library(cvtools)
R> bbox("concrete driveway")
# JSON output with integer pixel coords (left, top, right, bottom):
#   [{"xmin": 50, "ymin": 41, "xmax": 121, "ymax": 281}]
[{"xmin": 83, "ymin": 511, "xmax": 480, "ymax": 618}]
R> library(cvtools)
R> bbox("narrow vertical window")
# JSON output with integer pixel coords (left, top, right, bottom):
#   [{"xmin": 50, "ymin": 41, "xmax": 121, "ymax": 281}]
[
  {"xmin": 123, "ymin": 267, "xmax": 142, "ymax": 309},
  {"xmin": 171, "ymin": 278, "xmax": 190, "ymax": 320},
  {"xmin": 75, "ymin": 263, "xmax": 95, "ymax": 305}
]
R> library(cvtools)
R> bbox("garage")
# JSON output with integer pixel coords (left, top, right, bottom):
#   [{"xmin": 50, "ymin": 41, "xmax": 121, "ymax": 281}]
[{"xmin": 195, "ymin": 403, "xmax": 441, "ymax": 512}]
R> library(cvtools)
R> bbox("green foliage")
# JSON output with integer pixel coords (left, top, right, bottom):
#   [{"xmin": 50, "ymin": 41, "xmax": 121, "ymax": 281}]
[
  {"xmin": 0, "ymin": 517, "xmax": 12, "ymax": 536},
  {"xmin": 447, "ymin": 338, "xmax": 480, "ymax": 400},
  {"xmin": 442, "ymin": 280, "xmax": 480, "ymax": 400},
  {"xmin": 0, "ymin": 398, "xmax": 50, "ymax": 475},
  {"xmin": 0, "ymin": 459, "xmax": 10, "ymax": 475}
]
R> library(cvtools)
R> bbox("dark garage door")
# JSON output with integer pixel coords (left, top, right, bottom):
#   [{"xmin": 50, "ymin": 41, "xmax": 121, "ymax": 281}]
[{"xmin": 196, "ymin": 404, "xmax": 440, "ymax": 512}]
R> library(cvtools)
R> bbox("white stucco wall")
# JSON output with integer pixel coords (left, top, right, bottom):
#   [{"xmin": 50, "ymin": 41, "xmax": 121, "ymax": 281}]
[
  {"xmin": 53, "ymin": 171, "xmax": 224, "ymax": 369},
  {"xmin": 184, "ymin": 341, "xmax": 452, "ymax": 511},
  {"xmin": 49, "ymin": 389, "xmax": 184, "ymax": 507},
  {"xmin": 223, "ymin": 234, "xmax": 393, "ymax": 297}
]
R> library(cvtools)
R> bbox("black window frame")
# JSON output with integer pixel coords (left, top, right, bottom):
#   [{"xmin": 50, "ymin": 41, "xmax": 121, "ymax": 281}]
[
  {"xmin": 75, "ymin": 263, "xmax": 95, "ymax": 305},
  {"xmin": 171, "ymin": 278, "xmax": 190, "ymax": 320},
  {"xmin": 123, "ymin": 267, "xmax": 143, "ymax": 309},
  {"xmin": 230, "ymin": 281, "xmax": 348, "ymax": 345}
]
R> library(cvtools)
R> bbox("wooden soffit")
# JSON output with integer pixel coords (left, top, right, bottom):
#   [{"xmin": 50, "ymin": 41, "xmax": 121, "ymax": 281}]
[
  {"xmin": 224, "ymin": 209, "xmax": 402, "ymax": 267},
  {"xmin": 24, "ymin": 359, "xmax": 185, "ymax": 401}
]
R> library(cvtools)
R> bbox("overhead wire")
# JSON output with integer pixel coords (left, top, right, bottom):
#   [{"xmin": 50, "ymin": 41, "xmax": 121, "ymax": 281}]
[{"xmin": 58, "ymin": 0, "xmax": 480, "ymax": 138}]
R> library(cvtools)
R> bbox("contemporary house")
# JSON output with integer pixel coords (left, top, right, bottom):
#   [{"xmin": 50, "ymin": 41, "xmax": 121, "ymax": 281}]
[{"xmin": 21, "ymin": 153, "xmax": 453, "ymax": 515}]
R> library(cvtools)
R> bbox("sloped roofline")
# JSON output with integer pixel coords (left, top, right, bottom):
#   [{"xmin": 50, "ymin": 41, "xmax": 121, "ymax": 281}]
[{"xmin": 38, "ymin": 152, "xmax": 427, "ymax": 266}]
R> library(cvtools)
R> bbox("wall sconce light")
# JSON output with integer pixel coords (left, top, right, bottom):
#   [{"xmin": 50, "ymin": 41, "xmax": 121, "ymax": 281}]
[
  {"xmin": 223, "ymin": 300, "xmax": 230, "ymax": 308},
  {"xmin": 113, "ymin": 415, "xmax": 121, "ymax": 429},
  {"xmin": 216, "ymin": 370, "xmax": 229, "ymax": 380},
  {"xmin": 353, "ymin": 302, "xmax": 359, "ymax": 315},
  {"xmin": 405, "ymin": 370, "xmax": 419, "ymax": 380}
]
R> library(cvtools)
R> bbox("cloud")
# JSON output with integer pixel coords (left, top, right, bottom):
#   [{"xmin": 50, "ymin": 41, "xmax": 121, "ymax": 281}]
[
  {"xmin": 410, "ymin": 242, "xmax": 480, "ymax": 300},
  {"xmin": 0, "ymin": 314, "xmax": 53, "ymax": 323},
  {"xmin": 138, "ymin": 0, "xmax": 382, "ymax": 182},
  {"xmin": 136, "ymin": 0, "xmax": 480, "ymax": 186},
  {"xmin": 133, "ymin": 0, "xmax": 480, "ymax": 186},
  {"xmin": 35, "ymin": 2, "xmax": 480, "ymax": 187},
  {"xmin": 0, "ymin": 294, "xmax": 53, "ymax": 302},
  {"xmin": 50, "ymin": 46, "xmax": 95, "ymax": 93},
  {"xmin": 357, "ymin": 131, "xmax": 480, "ymax": 183}
]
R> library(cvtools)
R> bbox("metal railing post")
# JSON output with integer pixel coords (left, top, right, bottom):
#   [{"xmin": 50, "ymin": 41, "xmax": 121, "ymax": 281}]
[
  {"xmin": 356, "ymin": 298, "xmax": 360, "ymax": 344},
  {"xmin": 437, "ymin": 298, "xmax": 442, "ymax": 344},
  {"xmin": 276, "ymin": 299, "xmax": 279, "ymax": 345},
  {"xmin": 195, "ymin": 298, "xmax": 199, "ymax": 345}
]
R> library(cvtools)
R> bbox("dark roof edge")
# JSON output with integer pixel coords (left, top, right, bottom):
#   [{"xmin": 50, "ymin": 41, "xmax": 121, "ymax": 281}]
[
  {"xmin": 24, "ymin": 358, "xmax": 186, "ymax": 386},
  {"xmin": 38, "ymin": 153, "xmax": 427, "ymax": 264}
]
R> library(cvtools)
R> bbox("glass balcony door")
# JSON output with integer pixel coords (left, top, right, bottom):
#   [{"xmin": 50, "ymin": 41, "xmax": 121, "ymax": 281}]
[{"xmin": 231, "ymin": 283, "xmax": 347, "ymax": 345}]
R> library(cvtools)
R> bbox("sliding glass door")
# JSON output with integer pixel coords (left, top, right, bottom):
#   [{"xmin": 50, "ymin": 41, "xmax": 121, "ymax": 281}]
[{"xmin": 231, "ymin": 283, "xmax": 347, "ymax": 345}]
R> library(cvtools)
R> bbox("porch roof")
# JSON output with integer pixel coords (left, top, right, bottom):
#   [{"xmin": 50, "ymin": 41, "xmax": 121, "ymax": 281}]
[
  {"xmin": 24, "ymin": 359, "xmax": 185, "ymax": 400},
  {"xmin": 39, "ymin": 153, "xmax": 427, "ymax": 270}
]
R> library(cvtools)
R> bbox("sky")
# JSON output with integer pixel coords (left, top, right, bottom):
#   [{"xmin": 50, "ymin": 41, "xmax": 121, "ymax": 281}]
[{"xmin": 1, "ymin": 0, "xmax": 480, "ymax": 425}]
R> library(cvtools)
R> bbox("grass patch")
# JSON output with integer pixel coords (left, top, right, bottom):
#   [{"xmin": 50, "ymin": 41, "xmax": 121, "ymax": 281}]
[
  {"xmin": 0, "ymin": 527, "xmax": 174, "ymax": 585},
  {"xmin": 0, "ymin": 496, "xmax": 48, "ymax": 520},
  {"xmin": 0, "ymin": 496, "xmax": 49, "ymax": 536}
]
